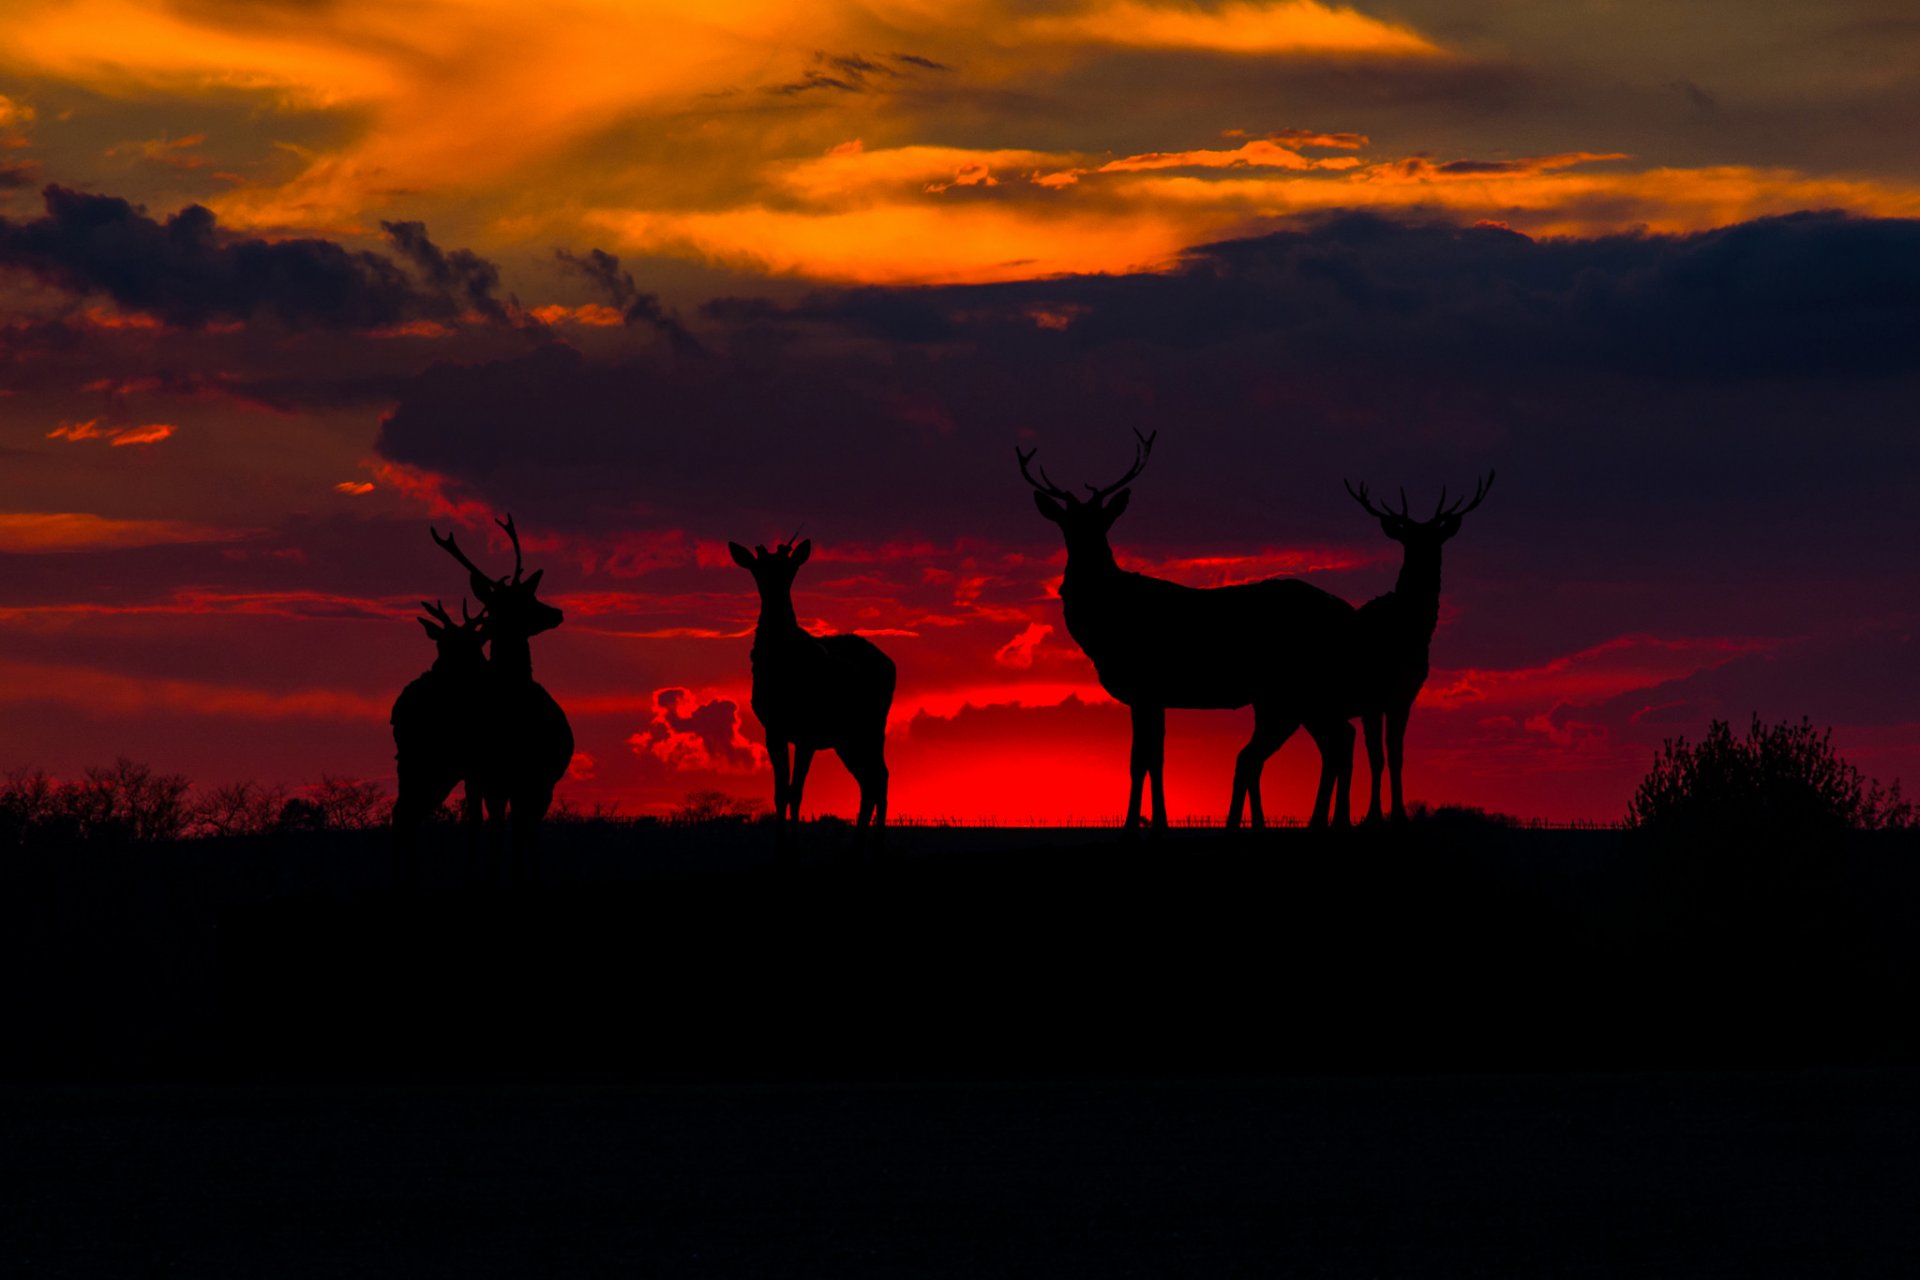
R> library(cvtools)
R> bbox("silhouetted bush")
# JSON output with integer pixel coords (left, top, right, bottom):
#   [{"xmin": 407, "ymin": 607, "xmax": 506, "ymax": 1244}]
[
  {"xmin": 1628, "ymin": 715, "xmax": 1910, "ymax": 835},
  {"xmin": 670, "ymin": 789, "xmax": 765, "ymax": 824}
]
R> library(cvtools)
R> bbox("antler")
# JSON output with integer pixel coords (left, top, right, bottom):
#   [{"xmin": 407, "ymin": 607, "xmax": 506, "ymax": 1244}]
[
  {"xmin": 1344, "ymin": 478, "xmax": 1404, "ymax": 520},
  {"xmin": 431, "ymin": 526, "xmax": 491, "ymax": 579},
  {"xmin": 1016, "ymin": 445, "xmax": 1072, "ymax": 500},
  {"xmin": 1086, "ymin": 429, "xmax": 1155, "ymax": 501},
  {"xmin": 495, "ymin": 513, "xmax": 523, "ymax": 583},
  {"xmin": 1441, "ymin": 470, "xmax": 1496, "ymax": 518},
  {"xmin": 421, "ymin": 598, "xmax": 455, "ymax": 627},
  {"xmin": 1347, "ymin": 472, "xmax": 1494, "ymax": 522}
]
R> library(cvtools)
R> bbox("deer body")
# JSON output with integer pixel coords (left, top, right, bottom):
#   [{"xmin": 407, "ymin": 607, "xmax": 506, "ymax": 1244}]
[
  {"xmin": 432, "ymin": 516, "xmax": 573, "ymax": 883},
  {"xmin": 733, "ymin": 541, "xmax": 896, "ymax": 834},
  {"xmin": 1341, "ymin": 474, "xmax": 1494, "ymax": 822},
  {"xmin": 390, "ymin": 599, "xmax": 489, "ymax": 883},
  {"xmin": 1022, "ymin": 433, "xmax": 1361, "ymax": 831}
]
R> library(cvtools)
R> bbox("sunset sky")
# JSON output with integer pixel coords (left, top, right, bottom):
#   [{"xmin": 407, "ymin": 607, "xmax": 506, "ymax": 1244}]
[{"xmin": 2, "ymin": 0, "xmax": 1916, "ymax": 821}]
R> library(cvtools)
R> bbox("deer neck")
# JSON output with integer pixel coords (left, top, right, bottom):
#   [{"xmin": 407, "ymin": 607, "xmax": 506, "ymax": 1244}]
[
  {"xmin": 754, "ymin": 591, "xmax": 803, "ymax": 644},
  {"xmin": 489, "ymin": 633, "xmax": 535, "ymax": 683},
  {"xmin": 1391, "ymin": 544, "xmax": 1445, "ymax": 638},
  {"xmin": 1058, "ymin": 537, "xmax": 1120, "ymax": 599}
]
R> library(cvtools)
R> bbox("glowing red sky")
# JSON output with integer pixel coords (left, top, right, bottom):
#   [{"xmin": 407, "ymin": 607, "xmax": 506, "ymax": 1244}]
[{"xmin": 2, "ymin": 1, "xmax": 1916, "ymax": 821}]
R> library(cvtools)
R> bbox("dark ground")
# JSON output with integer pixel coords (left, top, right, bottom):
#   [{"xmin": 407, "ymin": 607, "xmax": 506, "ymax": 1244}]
[{"xmin": 3, "ymin": 820, "xmax": 1917, "ymax": 1274}]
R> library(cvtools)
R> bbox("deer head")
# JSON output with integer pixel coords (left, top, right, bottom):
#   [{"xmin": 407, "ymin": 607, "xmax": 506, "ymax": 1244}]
[
  {"xmin": 430, "ymin": 514, "xmax": 564, "ymax": 640},
  {"xmin": 1018, "ymin": 430, "xmax": 1156, "ymax": 562},
  {"xmin": 1344, "ymin": 471, "xmax": 1495, "ymax": 548},
  {"xmin": 728, "ymin": 538, "xmax": 811, "ymax": 591},
  {"xmin": 417, "ymin": 597, "xmax": 488, "ymax": 671}
]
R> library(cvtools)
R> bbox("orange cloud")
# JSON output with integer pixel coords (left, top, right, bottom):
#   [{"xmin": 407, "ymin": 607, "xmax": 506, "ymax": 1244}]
[
  {"xmin": 1096, "ymin": 133, "xmax": 1367, "ymax": 174},
  {"xmin": 0, "ymin": 655, "xmax": 387, "ymax": 721},
  {"xmin": 0, "ymin": 512, "xmax": 243, "ymax": 552},
  {"xmin": 1021, "ymin": 0, "xmax": 1444, "ymax": 56},
  {"xmin": 108, "ymin": 423, "xmax": 175, "ymax": 446},
  {"xmin": 46, "ymin": 419, "xmax": 176, "ymax": 445}
]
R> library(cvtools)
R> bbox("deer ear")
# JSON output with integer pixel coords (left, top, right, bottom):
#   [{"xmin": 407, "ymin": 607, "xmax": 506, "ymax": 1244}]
[
  {"xmin": 728, "ymin": 542, "xmax": 755, "ymax": 569},
  {"xmin": 468, "ymin": 571, "xmax": 497, "ymax": 601},
  {"xmin": 418, "ymin": 617, "xmax": 444, "ymax": 640},
  {"xmin": 1103, "ymin": 488, "xmax": 1131, "ymax": 522},
  {"xmin": 791, "ymin": 539, "xmax": 811, "ymax": 567},
  {"xmin": 523, "ymin": 568, "xmax": 545, "ymax": 591},
  {"xmin": 1033, "ymin": 492, "xmax": 1066, "ymax": 523}
]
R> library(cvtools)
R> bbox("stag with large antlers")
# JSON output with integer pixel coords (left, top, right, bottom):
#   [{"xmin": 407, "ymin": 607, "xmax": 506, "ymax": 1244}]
[
  {"xmin": 1019, "ymin": 432, "xmax": 1363, "ymax": 830},
  {"xmin": 730, "ymin": 538, "xmax": 896, "ymax": 838},
  {"xmin": 390, "ymin": 596, "xmax": 489, "ymax": 886},
  {"xmin": 432, "ymin": 515, "xmax": 574, "ymax": 883},
  {"xmin": 1339, "ymin": 472, "xmax": 1495, "ymax": 823}
]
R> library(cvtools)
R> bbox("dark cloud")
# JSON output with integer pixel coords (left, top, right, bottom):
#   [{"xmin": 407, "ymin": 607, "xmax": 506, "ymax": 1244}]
[
  {"xmin": 375, "ymin": 210, "xmax": 1920, "ymax": 677},
  {"xmin": 380, "ymin": 220, "xmax": 511, "ymax": 323},
  {"xmin": 0, "ymin": 186, "xmax": 511, "ymax": 329},
  {"xmin": 555, "ymin": 247, "xmax": 702, "ymax": 353},
  {"xmin": 0, "ymin": 160, "xmax": 38, "ymax": 190},
  {"xmin": 770, "ymin": 50, "xmax": 946, "ymax": 95}
]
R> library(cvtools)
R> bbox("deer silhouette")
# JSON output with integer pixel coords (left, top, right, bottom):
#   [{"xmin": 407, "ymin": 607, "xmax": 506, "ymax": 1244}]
[
  {"xmin": 730, "ymin": 539, "xmax": 896, "ymax": 836},
  {"xmin": 390, "ymin": 596, "xmax": 489, "ymax": 885},
  {"xmin": 1340, "ymin": 472, "xmax": 1495, "ymax": 822},
  {"xmin": 432, "ymin": 515, "xmax": 574, "ymax": 883},
  {"xmin": 1019, "ymin": 431, "xmax": 1362, "ymax": 831}
]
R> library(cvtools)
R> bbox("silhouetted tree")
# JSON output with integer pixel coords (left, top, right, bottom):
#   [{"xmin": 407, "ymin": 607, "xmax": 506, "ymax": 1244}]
[
  {"xmin": 1340, "ymin": 473, "xmax": 1495, "ymax": 823},
  {"xmin": 311, "ymin": 775, "xmax": 391, "ymax": 831},
  {"xmin": 59, "ymin": 758, "xmax": 192, "ymax": 843},
  {"xmin": 730, "ymin": 539, "xmax": 895, "ymax": 836},
  {"xmin": 1629, "ymin": 715, "xmax": 1910, "ymax": 835},
  {"xmin": 433, "ymin": 515, "xmax": 575, "ymax": 884},
  {"xmin": 1019, "ymin": 431, "xmax": 1360, "ymax": 831},
  {"xmin": 190, "ymin": 780, "xmax": 290, "ymax": 837}
]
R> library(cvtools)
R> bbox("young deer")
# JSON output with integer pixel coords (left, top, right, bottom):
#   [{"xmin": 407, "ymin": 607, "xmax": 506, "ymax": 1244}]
[
  {"xmin": 433, "ymin": 515, "xmax": 574, "ymax": 882},
  {"xmin": 1341, "ymin": 472, "xmax": 1495, "ymax": 822},
  {"xmin": 730, "ymin": 539, "xmax": 896, "ymax": 835},
  {"xmin": 1019, "ymin": 431, "xmax": 1362, "ymax": 830},
  {"xmin": 390, "ymin": 597, "xmax": 488, "ymax": 885}
]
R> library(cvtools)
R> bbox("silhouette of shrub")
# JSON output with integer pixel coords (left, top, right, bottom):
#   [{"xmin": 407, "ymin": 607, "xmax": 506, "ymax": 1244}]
[
  {"xmin": 189, "ymin": 780, "xmax": 291, "ymax": 838},
  {"xmin": 16, "ymin": 758, "xmax": 193, "ymax": 844},
  {"xmin": 1628, "ymin": 715, "xmax": 1909, "ymax": 836},
  {"xmin": 671, "ymin": 789, "xmax": 764, "ymax": 824},
  {"xmin": 309, "ymin": 775, "xmax": 390, "ymax": 830}
]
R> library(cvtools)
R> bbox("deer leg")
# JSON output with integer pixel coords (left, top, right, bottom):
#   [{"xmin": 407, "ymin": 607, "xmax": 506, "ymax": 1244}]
[
  {"xmin": 510, "ymin": 785, "xmax": 553, "ymax": 887},
  {"xmin": 1306, "ymin": 719, "xmax": 1355, "ymax": 829},
  {"xmin": 790, "ymin": 745, "xmax": 817, "ymax": 824},
  {"xmin": 1386, "ymin": 705, "xmax": 1411, "ymax": 822},
  {"xmin": 844, "ymin": 740, "xmax": 889, "ymax": 839},
  {"xmin": 770, "ymin": 740, "xmax": 791, "ymax": 830},
  {"xmin": 484, "ymin": 791, "xmax": 509, "ymax": 887},
  {"xmin": 389, "ymin": 766, "xmax": 456, "ymax": 893},
  {"xmin": 1143, "ymin": 705, "xmax": 1169, "ymax": 831},
  {"xmin": 1233, "ymin": 709, "xmax": 1296, "ymax": 831},
  {"xmin": 1361, "ymin": 714, "xmax": 1385, "ymax": 824},
  {"xmin": 1125, "ymin": 704, "xmax": 1157, "ymax": 831}
]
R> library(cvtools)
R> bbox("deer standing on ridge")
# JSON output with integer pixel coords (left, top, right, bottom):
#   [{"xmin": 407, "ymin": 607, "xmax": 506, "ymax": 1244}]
[
  {"xmin": 1340, "ymin": 473, "xmax": 1494, "ymax": 822},
  {"xmin": 1019, "ymin": 431, "xmax": 1362, "ymax": 831},
  {"xmin": 730, "ymin": 539, "xmax": 896, "ymax": 836},
  {"xmin": 433, "ymin": 515, "xmax": 574, "ymax": 883},
  {"xmin": 390, "ymin": 597, "xmax": 488, "ymax": 886}
]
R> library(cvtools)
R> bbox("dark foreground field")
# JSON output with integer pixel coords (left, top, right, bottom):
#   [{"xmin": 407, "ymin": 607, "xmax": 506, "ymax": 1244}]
[{"xmin": 4, "ymin": 820, "xmax": 1917, "ymax": 1274}]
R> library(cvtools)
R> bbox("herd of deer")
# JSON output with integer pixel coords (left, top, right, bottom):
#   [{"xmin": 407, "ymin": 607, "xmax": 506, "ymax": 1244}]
[{"xmin": 390, "ymin": 435, "xmax": 1491, "ymax": 883}]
